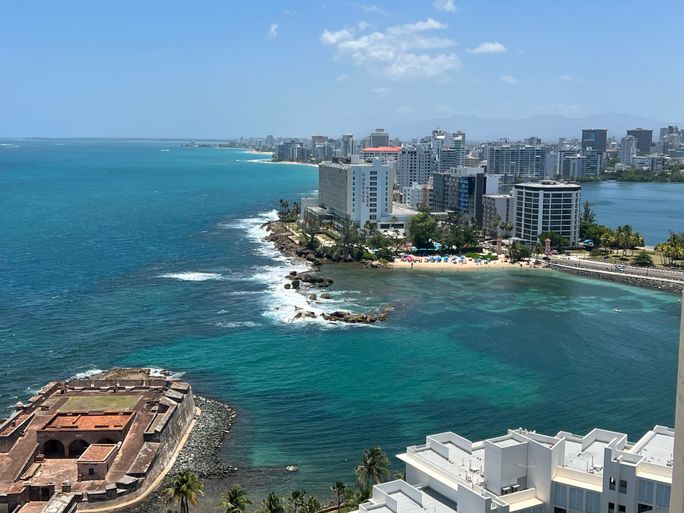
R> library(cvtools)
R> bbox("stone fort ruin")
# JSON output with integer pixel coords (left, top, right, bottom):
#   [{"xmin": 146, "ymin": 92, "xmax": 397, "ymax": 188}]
[{"xmin": 0, "ymin": 369, "xmax": 196, "ymax": 513}]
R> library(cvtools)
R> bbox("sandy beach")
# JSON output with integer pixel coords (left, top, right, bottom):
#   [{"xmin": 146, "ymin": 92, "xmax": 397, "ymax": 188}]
[{"xmin": 390, "ymin": 256, "xmax": 544, "ymax": 272}]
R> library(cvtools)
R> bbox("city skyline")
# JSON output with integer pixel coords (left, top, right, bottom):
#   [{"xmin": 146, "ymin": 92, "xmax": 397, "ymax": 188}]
[{"xmin": 2, "ymin": 0, "xmax": 684, "ymax": 139}]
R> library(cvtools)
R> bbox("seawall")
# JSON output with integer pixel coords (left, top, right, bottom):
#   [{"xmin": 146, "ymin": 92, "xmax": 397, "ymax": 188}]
[{"xmin": 549, "ymin": 257, "xmax": 684, "ymax": 293}]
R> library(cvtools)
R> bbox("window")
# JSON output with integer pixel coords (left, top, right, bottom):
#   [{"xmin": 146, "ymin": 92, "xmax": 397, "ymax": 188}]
[
  {"xmin": 568, "ymin": 488, "xmax": 583, "ymax": 510},
  {"xmin": 618, "ymin": 506, "xmax": 625, "ymax": 513},
  {"xmin": 553, "ymin": 483, "xmax": 567, "ymax": 507},
  {"xmin": 637, "ymin": 504, "xmax": 653, "ymax": 512},
  {"xmin": 608, "ymin": 503, "xmax": 615, "ymax": 513},
  {"xmin": 655, "ymin": 483, "xmax": 670, "ymax": 507},
  {"xmin": 585, "ymin": 491, "xmax": 600, "ymax": 513},
  {"xmin": 609, "ymin": 477, "xmax": 616, "ymax": 490},
  {"xmin": 88, "ymin": 468, "xmax": 95, "ymax": 476},
  {"xmin": 639, "ymin": 479, "xmax": 653, "ymax": 503},
  {"xmin": 619, "ymin": 480, "xmax": 627, "ymax": 493}
]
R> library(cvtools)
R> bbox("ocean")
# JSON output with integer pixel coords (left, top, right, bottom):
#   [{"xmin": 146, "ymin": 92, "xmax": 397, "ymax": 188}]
[{"xmin": 0, "ymin": 140, "xmax": 681, "ymax": 504}]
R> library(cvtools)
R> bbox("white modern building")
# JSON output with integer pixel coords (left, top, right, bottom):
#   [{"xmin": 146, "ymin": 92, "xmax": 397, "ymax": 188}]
[
  {"xmin": 353, "ymin": 425, "xmax": 674, "ymax": 513},
  {"xmin": 512, "ymin": 181, "xmax": 581, "ymax": 247},
  {"xmin": 402, "ymin": 181, "xmax": 433, "ymax": 210},
  {"xmin": 397, "ymin": 144, "xmax": 436, "ymax": 188},
  {"xmin": 311, "ymin": 157, "xmax": 407, "ymax": 230}
]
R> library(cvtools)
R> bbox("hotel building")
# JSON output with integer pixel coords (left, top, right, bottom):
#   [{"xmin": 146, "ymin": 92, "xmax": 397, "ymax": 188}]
[
  {"xmin": 512, "ymin": 181, "xmax": 581, "ymax": 247},
  {"xmin": 306, "ymin": 157, "xmax": 414, "ymax": 232},
  {"xmin": 353, "ymin": 425, "xmax": 673, "ymax": 513}
]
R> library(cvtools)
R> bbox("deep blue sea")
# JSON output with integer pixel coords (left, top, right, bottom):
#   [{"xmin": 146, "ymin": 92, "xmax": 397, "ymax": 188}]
[{"xmin": 0, "ymin": 140, "xmax": 681, "ymax": 504}]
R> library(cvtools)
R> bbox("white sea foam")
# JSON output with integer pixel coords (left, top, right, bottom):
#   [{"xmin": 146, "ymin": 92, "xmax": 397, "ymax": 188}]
[
  {"xmin": 71, "ymin": 368, "xmax": 104, "ymax": 379},
  {"xmin": 159, "ymin": 272, "xmax": 226, "ymax": 282},
  {"xmin": 216, "ymin": 321, "xmax": 262, "ymax": 328}
]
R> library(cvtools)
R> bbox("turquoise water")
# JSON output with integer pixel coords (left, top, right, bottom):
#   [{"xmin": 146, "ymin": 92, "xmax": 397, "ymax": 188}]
[
  {"xmin": 582, "ymin": 181, "xmax": 684, "ymax": 245},
  {"xmin": 0, "ymin": 141, "xmax": 681, "ymax": 502}
]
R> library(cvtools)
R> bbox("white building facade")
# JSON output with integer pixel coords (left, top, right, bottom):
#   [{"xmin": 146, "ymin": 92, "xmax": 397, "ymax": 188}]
[
  {"xmin": 317, "ymin": 158, "xmax": 395, "ymax": 227},
  {"xmin": 513, "ymin": 181, "xmax": 581, "ymax": 246},
  {"xmin": 397, "ymin": 144, "xmax": 436, "ymax": 188},
  {"xmin": 353, "ymin": 425, "xmax": 673, "ymax": 513}
]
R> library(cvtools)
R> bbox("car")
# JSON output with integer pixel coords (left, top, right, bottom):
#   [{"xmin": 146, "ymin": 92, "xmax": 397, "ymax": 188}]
[{"xmin": 613, "ymin": 265, "xmax": 625, "ymax": 272}]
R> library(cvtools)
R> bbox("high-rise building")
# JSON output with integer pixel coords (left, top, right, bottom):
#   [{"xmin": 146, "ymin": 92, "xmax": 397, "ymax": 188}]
[
  {"xmin": 627, "ymin": 128, "xmax": 654, "ymax": 155},
  {"xmin": 581, "ymin": 129, "xmax": 608, "ymax": 153},
  {"xmin": 525, "ymin": 136, "xmax": 542, "ymax": 146},
  {"xmin": 264, "ymin": 135, "xmax": 275, "ymax": 148},
  {"xmin": 369, "ymin": 129, "xmax": 390, "ymax": 148},
  {"xmin": 486, "ymin": 145, "xmax": 547, "ymax": 181},
  {"xmin": 432, "ymin": 167, "xmax": 499, "ymax": 226},
  {"xmin": 396, "ymin": 144, "xmax": 436, "ymax": 188},
  {"xmin": 341, "ymin": 134, "xmax": 355, "ymax": 158},
  {"xmin": 620, "ymin": 135, "xmax": 637, "ymax": 165},
  {"xmin": 438, "ymin": 145, "xmax": 466, "ymax": 172},
  {"xmin": 513, "ymin": 181, "xmax": 581, "ymax": 246},
  {"xmin": 661, "ymin": 125, "xmax": 680, "ymax": 140},
  {"xmin": 317, "ymin": 158, "xmax": 394, "ymax": 227},
  {"xmin": 402, "ymin": 181, "xmax": 433, "ymax": 210}
]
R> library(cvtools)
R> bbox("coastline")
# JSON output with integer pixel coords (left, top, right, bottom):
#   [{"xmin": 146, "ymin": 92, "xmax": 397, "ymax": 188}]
[{"xmin": 389, "ymin": 257, "xmax": 544, "ymax": 272}]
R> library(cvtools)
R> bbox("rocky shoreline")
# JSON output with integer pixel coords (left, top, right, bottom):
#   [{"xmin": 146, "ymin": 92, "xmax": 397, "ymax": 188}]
[
  {"xmin": 264, "ymin": 221, "xmax": 394, "ymax": 324},
  {"xmin": 120, "ymin": 395, "xmax": 237, "ymax": 513}
]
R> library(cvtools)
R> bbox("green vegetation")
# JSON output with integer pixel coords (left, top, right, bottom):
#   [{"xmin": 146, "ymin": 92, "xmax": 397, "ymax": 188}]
[
  {"xmin": 633, "ymin": 251, "xmax": 654, "ymax": 267},
  {"xmin": 407, "ymin": 212, "xmax": 438, "ymax": 248},
  {"xmin": 508, "ymin": 242, "xmax": 532, "ymax": 262},
  {"xmin": 605, "ymin": 168, "xmax": 684, "ymax": 183},
  {"xmin": 59, "ymin": 394, "xmax": 141, "ymax": 412},
  {"xmin": 655, "ymin": 232, "xmax": 684, "ymax": 267},
  {"xmin": 163, "ymin": 470, "xmax": 204, "ymax": 513},
  {"xmin": 171, "ymin": 447, "xmax": 395, "ymax": 513},
  {"xmin": 464, "ymin": 252, "xmax": 498, "ymax": 261},
  {"xmin": 538, "ymin": 231, "xmax": 569, "ymax": 252},
  {"xmin": 579, "ymin": 202, "xmax": 644, "ymax": 256},
  {"xmin": 221, "ymin": 485, "xmax": 252, "ymax": 513}
]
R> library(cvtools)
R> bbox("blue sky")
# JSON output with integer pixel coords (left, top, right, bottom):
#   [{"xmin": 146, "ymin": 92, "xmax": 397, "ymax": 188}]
[{"xmin": 2, "ymin": 0, "xmax": 682, "ymax": 138}]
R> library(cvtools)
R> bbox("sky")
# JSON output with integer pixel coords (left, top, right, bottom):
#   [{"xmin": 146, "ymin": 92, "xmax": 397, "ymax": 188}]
[{"xmin": 2, "ymin": 0, "xmax": 683, "ymax": 138}]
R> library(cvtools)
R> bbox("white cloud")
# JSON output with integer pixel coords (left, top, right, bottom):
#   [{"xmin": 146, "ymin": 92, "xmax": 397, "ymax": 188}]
[
  {"xmin": 335, "ymin": 73, "xmax": 350, "ymax": 82},
  {"xmin": 320, "ymin": 18, "xmax": 461, "ymax": 80},
  {"xmin": 281, "ymin": 9, "xmax": 295, "ymax": 16},
  {"xmin": 397, "ymin": 105, "xmax": 415, "ymax": 114},
  {"xmin": 371, "ymin": 87, "xmax": 390, "ymax": 98},
  {"xmin": 268, "ymin": 23, "xmax": 279, "ymax": 39},
  {"xmin": 500, "ymin": 75, "xmax": 520, "ymax": 85},
  {"xmin": 558, "ymin": 74, "xmax": 585, "ymax": 84},
  {"xmin": 467, "ymin": 41, "xmax": 507, "ymax": 54},
  {"xmin": 434, "ymin": 0, "xmax": 457, "ymax": 12}
]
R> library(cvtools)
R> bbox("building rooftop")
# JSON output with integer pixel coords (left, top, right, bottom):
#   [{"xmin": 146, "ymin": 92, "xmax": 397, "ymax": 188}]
[
  {"xmin": 79, "ymin": 443, "xmax": 117, "ymax": 462},
  {"xmin": 361, "ymin": 146, "xmax": 401, "ymax": 152},
  {"xmin": 42, "ymin": 412, "xmax": 133, "ymax": 432},
  {"xmin": 514, "ymin": 180, "xmax": 581, "ymax": 189}
]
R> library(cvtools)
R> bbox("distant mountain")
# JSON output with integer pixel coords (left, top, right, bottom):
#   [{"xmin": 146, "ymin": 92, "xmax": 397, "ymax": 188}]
[{"xmin": 388, "ymin": 113, "xmax": 673, "ymax": 142}]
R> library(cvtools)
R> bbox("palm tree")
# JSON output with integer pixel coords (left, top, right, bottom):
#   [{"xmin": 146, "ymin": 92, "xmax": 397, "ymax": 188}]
[
  {"xmin": 221, "ymin": 485, "xmax": 252, "ymax": 513},
  {"xmin": 330, "ymin": 482, "xmax": 347, "ymax": 512},
  {"xmin": 163, "ymin": 470, "xmax": 204, "ymax": 513},
  {"xmin": 354, "ymin": 447, "xmax": 391, "ymax": 493},
  {"xmin": 257, "ymin": 493, "xmax": 285, "ymax": 513},
  {"xmin": 287, "ymin": 490, "xmax": 306, "ymax": 513},
  {"xmin": 301, "ymin": 495, "xmax": 320, "ymax": 513}
]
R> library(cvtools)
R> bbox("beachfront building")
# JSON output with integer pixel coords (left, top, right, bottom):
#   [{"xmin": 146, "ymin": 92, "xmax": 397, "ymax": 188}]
[
  {"xmin": 351, "ymin": 424, "xmax": 674, "ymax": 513},
  {"xmin": 512, "ymin": 181, "xmax": 581, "ymax": 247},
  {"xmin": 432, "ymin": 167, "xmax": 500, "ymax": 226},
  {"xmin": 620, "ymin": 135, "xmax": 637, "ymax": 166},
  {"xmin": 482, "ymin": 194, "xmax": 513, "ymax": 236},
  {"xmin": 306, "ymin": 157, "xmax": 414, "ymax": 233}
]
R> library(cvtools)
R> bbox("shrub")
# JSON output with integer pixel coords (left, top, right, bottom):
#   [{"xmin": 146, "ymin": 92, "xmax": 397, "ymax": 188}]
[{"xmin": 633, "ymin": 251, "xmax": 654, "ymax": 267}]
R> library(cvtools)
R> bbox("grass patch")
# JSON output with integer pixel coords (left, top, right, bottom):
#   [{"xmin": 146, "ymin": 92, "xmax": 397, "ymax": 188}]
[{"xmin": 59, "ymin": 394, "xmax": 141, "ymax": 412}]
